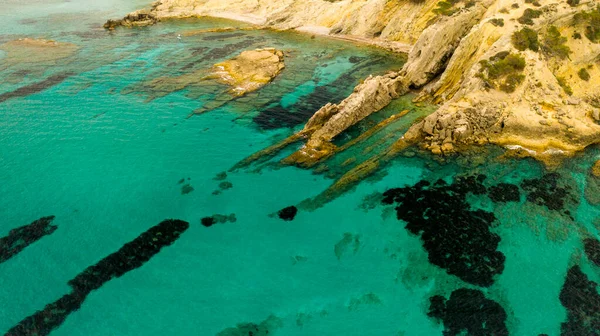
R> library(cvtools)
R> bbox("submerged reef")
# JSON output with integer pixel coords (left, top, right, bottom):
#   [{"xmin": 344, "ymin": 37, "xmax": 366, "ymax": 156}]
[
  {"xmin": 382, "ymin": 175, "xmax": 505, "ymax": 287},
  {"xmin": 559, "ymin": 265, "xmax": 600, "ymax": 335},
  {"xmin": 0, "ymin": 216, "xmax": 57, "ymax": 264},
  {"xmin": 428, "ymin": 288, "xmax": 508, "ymax": 336},
  {"xmin": 0, "ymin": 72, "xmax": 75, "ymax": 103},
  {"xmin": 521, "ymin": 173, "xmax": 578, "ymax": 218},
  {"xmin": 6, "ymin": 219, "xmax": 189, "ymax": 336}
]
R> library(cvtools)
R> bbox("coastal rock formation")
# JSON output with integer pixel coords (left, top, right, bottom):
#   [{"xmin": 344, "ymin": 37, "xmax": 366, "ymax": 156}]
[
  {"xmin": 103, "ymin": 9, "xmax": 159, "ymax": 29},
  {"xmin": 206, "ymin": 48, "xmax": 285, "ymax": 96},
  {"xmin": 128, "ymin": 0, "xmax": 600, "ymax": 163}
]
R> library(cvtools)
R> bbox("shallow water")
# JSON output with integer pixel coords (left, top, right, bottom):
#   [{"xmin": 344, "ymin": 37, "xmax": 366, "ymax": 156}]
[{"xmin": 1, "ymin": 1, "xmax": 600, "ymax": 336}]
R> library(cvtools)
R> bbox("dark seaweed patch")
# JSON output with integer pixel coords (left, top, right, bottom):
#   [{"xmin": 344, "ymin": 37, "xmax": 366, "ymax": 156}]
[
  {"xmin": 428, "ymin": 288, "xmax": 509, "ymax": 336},
  {"xmin": 6, "ymin": 219, "xmax": 189, "ymax": 336},
  {"xmin": 521, "ymin": 173, "xmax": 577, "ymax": 215},
  {"xmin": 583, "ymin": 238, "xmax": 600, "ymax": 267},
  {"xmin": 0, "ymin": 216, "xmax": 57, "ymax": 264},
  {"xmin": 0, "ymin": 72, "xmax": 74, "ymax": 103},
  {"xmin": 277, "ymin": 206, "xmax": 298, "ymax": 221},
  {"xmin": 382, "ymin": 175, "xmax": 505, "ymax": 287},
  {"xmin": 488, "ymin": 183, "xmax": 520, "ymax": 203},
  {"xmin": 559, "ymin": 265, "xmax": 600, "ymax": 335},
  {"xmin": 201, "ymin": 213, "xmax": 236, "ymax": 227}
]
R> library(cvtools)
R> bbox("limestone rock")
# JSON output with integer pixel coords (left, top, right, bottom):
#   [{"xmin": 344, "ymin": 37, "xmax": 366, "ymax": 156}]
[{"xmin": 208, "ymin": 48, "xmax": 285, "ymax": 96}]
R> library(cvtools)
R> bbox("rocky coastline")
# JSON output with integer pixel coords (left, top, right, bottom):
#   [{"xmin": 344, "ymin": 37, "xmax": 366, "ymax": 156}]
[{"xmin": 111, "ymin": 0, "xmax": 600, "ymax": 169}]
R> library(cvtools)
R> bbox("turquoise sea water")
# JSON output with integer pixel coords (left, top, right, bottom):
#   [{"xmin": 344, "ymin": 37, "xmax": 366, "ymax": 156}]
[{"xmin": 1, "ymin": 1, "xmax": 600, "ymax": 336}]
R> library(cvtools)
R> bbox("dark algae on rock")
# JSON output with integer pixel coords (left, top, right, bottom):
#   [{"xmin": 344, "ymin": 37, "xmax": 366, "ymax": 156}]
[
  {"xmin": 488, "ymin": 183, "xmax": 520, "ymax": 203},
  {"xmin": 6, "ymin": 219, "xmax": 189, "ymax": 336},
  {"xmin": 0, "ymin": 216, "xmax": 57, "ymax": 264},
  {"xmin": 559, "ymin": 265, "xmax": 600, "ymax": 335},
  {"xmin": 584, "ymin": 238, "xmax": 600, "ymax": 267},
  {"xmin": 521, "ymin": 173, "xmax": 577, "ymax": 217},
  {"xmin": 428, "ymin": 288, "xmax": 509, "ymax": 336},
  {"xmin": 381, "ymin": 175, "xmax": 505, "ymax": 287}
]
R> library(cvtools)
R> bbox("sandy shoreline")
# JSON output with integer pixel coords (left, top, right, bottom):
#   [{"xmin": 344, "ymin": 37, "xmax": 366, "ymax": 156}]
[{"xmin": 166, "ymin": 11, "xmax": 412, "ymax": 54}]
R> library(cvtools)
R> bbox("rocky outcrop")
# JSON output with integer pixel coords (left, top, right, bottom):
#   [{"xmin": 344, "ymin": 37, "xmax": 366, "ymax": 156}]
[
  {"xmin": 103, "ymin": 9, "xmax": 159, "ymax": 30},
  {"xmin": 206, "ymin": 48, "xmax": 284, "ymax": 96}
]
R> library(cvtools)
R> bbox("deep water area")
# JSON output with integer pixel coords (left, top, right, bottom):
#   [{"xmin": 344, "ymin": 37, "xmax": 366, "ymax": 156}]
[{"xmin": 1, "ymin": 1, "xmax": 600, "ymax": 336}]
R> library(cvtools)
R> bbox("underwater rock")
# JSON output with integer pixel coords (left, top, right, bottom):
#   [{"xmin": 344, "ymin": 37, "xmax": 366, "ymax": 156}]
[
  {"xmin": 347, "ymin": 293, "xmax": 382, "ymax": 311},
  {"xmin": 207, "ymin": 48, "xmax": 285, "ymax": 97},
  {"xmin": 0, "ymin": 216, "xmax": 57, "ymax": 264},
  {"xmin": 584, "ymin": 174, "xmax": 600, "ymax": 206},
  {"xmin": 0, "ymin": 38, "xmax": 78, "ymax": 66},
  {"xmin": 592, "ymin": 160, "xmax": 600, "ymax": 178},
  {"xmin": 103, "ymin": 10, "xmax": 158, "ymax": 30},
  {"xmin": 181, "ymin": 183, "xmax": 194, "ymax": 195},
  {"xmin": 559, "ymin": 265, "xmax": 600, "ymax": 335},
  {"xmin": 219, "ymin": 181, "xmax": 233, "ymax": 190},
  {"xmin": 277, "ymin": 206, "xmax": 297, "ymax": 221},
  {"xmin": 6, "ymin": 219, "xmax": 189, "ymax": 336},
  {"xmin": 583, "ymin": 238, "xmax": 600, "ymax": 267},
  {"xmin": 213, "ymin": 171, "xmax": 227, "ymax": 181},
  {"xmin": 428, "ymin": 288, "xmax": 508, "ymax": 336},
  {"xmin": 0, "ymin": 72, "xmax": 75, "ymax": 103},
  {"xmin": 216, "ymin": 315, "xmax": 283, "ymax": 336},
  {"xmin": 382, "ymin": 175, "xmax": 505, "ymax": 287},
  {"xmin": 334, "ymin": 233, "xmax": 360, "ymax": 260},
  {"xmin": 521, "ymin": 173, "xmax": 578, "ymax": 216},
  {"xmin": 488, "ymin": 183, "xmax": 520, "ymax": 203},
  {"xmin": 201, "ymin": 213, "xmax": 237, "ymax": 227}
]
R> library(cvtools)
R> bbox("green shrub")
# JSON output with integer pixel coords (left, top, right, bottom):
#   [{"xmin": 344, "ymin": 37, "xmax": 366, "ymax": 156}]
[
  {"xmin": 478, "ymin": 53, "xmax": 527, "ymax": 93},
  {"xmin": 512, "ymin": 27, "xmax": 539, "ymax": 51},
  {"xmin": 557, "ymin": 76, "xmax": 573, "ymax": 95},
  {"xmin": 567, "ymin": 0, "xmax": 580, "ymax": 7},
  {"xmin": 542, "ymin": 26, "xmax": 571, "ymax": 59},
  {"xmin": 573, "ymin": 7, "xmax": 600, "ymax": 42},
  {"xmin": 573, "ymin": 32, "xmax": 582, "ymax": 39},
  {"xmin": 433, "ymin": 0, "xmax": 461, "ymax": 16},
  {"xmin": 490, "ymin": 18, "xmax": 505, "ymax": 27},
  {"xmin": 525, "ymin": 0, "xmax": 541, "ymax": 7},
  {"xmin": 518, "ymin": 8, "xmax": 542, "ymax": 25},
  {"xmin": 578, "ymin": 68, "xmax": 591, "ymax": 81}
]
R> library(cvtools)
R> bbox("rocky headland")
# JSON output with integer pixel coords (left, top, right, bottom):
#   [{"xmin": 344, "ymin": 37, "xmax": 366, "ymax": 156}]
[
  {"xmin": 116, "ymin": 0, "xmax": 600, "ymax": 165},
  {"xmin": 111, "ymin": 0, "xmax": 600, "ymax": 204}
]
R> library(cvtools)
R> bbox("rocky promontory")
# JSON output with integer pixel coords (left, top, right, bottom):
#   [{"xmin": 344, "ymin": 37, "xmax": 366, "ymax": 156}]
[{"xmin": 123, "ymin": 0, "xmax": 600, "ymax": 166}]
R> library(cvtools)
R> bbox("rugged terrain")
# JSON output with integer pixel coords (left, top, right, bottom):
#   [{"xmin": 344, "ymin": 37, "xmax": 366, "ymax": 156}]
[{"xmin": 119, "ymin": 0, "xmax": 600, "ymax": 166}]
